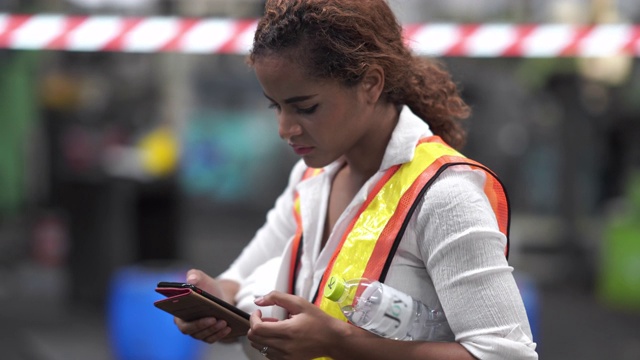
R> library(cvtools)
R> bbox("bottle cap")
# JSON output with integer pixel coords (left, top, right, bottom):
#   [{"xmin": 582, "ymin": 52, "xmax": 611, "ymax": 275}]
[{"xmin": 324, "ymin": 275, "xmax": 346, "ymax": 301}]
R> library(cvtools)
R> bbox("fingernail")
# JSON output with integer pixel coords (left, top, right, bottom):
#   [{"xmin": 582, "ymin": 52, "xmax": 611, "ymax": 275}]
[
  {"xmin": 186, "ymin": 274, "xmax": 197, "ymax": 283},
  {"xmin": 254, "ymin": 296, "xmax": 264, "ymax": 304}
]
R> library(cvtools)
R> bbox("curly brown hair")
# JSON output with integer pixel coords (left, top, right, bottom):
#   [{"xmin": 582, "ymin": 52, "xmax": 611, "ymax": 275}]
[{"xmin": 248, "ymin": 0, "xmax": 470, "ymax": 149}]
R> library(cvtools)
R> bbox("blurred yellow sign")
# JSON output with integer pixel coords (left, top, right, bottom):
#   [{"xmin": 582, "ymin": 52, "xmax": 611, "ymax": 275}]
[{"xmin": 138, "ymin": 126, "xmax": 179, "ymax": 177}]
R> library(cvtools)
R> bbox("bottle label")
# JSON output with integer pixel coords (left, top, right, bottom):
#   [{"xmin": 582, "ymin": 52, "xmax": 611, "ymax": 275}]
[{"xmin": 359, "ymin": 284, "xmax": 413, "ymax": 340}]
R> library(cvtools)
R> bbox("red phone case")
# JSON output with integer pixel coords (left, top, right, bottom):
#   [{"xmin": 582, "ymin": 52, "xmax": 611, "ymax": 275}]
[{"xmin": 154, "ymin": 287, "xmax": 250, "ymax": 339}]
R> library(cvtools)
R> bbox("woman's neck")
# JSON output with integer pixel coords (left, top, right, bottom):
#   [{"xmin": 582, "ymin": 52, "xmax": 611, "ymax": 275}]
[{"xmin": 343, "ymin": 103, "xmax": 400, "ymax": 180}]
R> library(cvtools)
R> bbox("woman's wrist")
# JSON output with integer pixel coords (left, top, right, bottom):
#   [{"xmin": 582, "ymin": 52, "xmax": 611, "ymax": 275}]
[
  {"xmin": 323, "ymin": 318, "xmax": 354, "ymax": 359},
  {"xmin": 325, "ymin": 318, "xmax": 382, "ymax": 359}
]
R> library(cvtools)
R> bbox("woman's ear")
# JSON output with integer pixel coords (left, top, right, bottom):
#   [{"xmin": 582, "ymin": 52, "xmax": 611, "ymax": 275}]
[{"xmin": 360, "ymin": 65, "xmax": 385, "ymax": 104}]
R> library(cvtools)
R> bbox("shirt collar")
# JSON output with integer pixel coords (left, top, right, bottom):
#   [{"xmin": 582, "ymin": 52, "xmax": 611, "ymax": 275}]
[{"xmin": 379, "ymin": 106, "xmax": 433, "ymax": 171}]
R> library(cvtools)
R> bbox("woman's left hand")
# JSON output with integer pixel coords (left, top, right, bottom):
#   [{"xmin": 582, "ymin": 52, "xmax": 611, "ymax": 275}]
[{"xmin": 247, "ymin": 291, "xmax": 346, "ymax": 359}]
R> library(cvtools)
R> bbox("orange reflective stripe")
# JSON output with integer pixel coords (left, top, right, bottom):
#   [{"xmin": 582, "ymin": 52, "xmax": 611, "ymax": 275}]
[
  {"xmin": 288, "ymin": 221, "xmax": 303, "ymax": 294},
  {"xmin": 479, "ymin": 163, "xmax": 510, "ymax": 256},
  {"xmin": 288, "ymin": 167, "xmax": 322, "ymax": 294}
]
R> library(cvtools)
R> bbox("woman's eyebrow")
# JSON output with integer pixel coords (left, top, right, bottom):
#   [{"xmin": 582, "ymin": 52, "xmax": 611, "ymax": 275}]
[{"xmin": 264, "ymin": 93, "xmax": 318, "ymax": 104}]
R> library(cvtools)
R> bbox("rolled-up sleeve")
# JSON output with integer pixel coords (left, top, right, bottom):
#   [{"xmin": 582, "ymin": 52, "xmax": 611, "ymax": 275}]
[{"xmin": 420, "ymin": 166, "xmax": 538, "ymax": 360}]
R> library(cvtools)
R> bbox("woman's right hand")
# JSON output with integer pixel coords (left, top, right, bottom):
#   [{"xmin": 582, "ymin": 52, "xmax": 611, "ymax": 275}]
[
  {"xmin": 173, "ymin": 269, "xmax": 235, "ymax": 343},
  {"xmin": 174, "ymin": 316, "xmax": 232, "ymax": 343}
]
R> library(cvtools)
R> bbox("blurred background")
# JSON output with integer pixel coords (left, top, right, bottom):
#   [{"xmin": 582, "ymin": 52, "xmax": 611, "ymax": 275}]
[{"xmin": 1, "ymin": 0, "xmax": 640, "ymax": 359}]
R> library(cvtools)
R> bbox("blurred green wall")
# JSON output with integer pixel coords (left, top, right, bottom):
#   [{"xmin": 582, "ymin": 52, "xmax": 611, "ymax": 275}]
[{"xmin": 0, "ymin": 52, "xmax": 39, "ymax": 215}]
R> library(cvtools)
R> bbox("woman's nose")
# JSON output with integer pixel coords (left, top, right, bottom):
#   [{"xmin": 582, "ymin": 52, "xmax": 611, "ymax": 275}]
[{"xmin": 278, "ymin": 112, "xmax": 302, "ymax": 140}]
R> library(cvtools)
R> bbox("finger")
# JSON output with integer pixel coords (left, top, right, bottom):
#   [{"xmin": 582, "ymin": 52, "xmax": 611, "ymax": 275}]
[
  {"xmin": 249, "ymin": 338, "xmax": 282, "ymax": 356},
  {"xmin": 250, "ymin": 341, "xmax": 270, "ymax": 354},
  {"xmin": 191, "ymin": 319, "xmax": 228, "ymax": 340},
  {"xmin": 248, "ymin": 310, "xmax": 289, "ymax": 344},
  {"xmin": 250, "ymin": 340, "xmax": 266, "ymax": 352},
  {"xmin": 254, "ymin": 291, "xmax": 306, "ymax": 315},
  {"xmin": 250, "ymin": 338, "xmax": 287, "ymax": 359},
  {"xmin": 249, "ymin": 309, "xmax": 264, "ymax": 328},
  {"xmin": 185, "ymin": 268, "xmax": 202, "ymax": 284},
  {"xmin": 174, "ymin": 316, "xmax": 217, "ymax": 336},
  {"xmin": 201, "ymin": 326, "xmax": 232, "ymax": 344},
  {"xmin": 186, "ymin": 269, "xmax": 215, "ymax": 289},
  {"xmin": 184, "ymin": 269, "xmax": 224, "ymax": 300},
  {"xmin": 248, "ymin": 310, "xmax": 273, "ymax": 342},
  {"xmin": 260, "ymin": 317, "xmax": 280, "ymax": 323},
  {"xmin": 178, "ymin": 317, "xmax": 233, "ymax": 344}
]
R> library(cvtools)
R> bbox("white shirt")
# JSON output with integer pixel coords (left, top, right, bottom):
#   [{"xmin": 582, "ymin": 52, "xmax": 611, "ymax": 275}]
[{"xmin": 219, "ymin": 107, "xmax": 538, "ymax": 359}]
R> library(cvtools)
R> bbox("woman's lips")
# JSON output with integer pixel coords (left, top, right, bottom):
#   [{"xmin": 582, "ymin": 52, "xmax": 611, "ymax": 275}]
[{"xmin": 291, "ymin": 144, "xmax": 314, "ymax": 156}]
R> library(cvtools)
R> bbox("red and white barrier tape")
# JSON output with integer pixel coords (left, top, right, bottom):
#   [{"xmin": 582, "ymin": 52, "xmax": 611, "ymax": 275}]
[{"xmin": 1, "ymin": 14, "xmax": 639, "ymax": 57}]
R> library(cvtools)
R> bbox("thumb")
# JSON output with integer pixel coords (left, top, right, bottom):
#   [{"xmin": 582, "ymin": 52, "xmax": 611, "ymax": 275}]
[{"xmin": 186, "ymin": 269, "xmax": 216, "ymax": 292}]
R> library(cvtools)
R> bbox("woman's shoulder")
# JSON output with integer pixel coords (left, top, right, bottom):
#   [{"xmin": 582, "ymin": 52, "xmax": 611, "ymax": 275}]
[{"xmin": 424, "ymin": 165, "xmax": 492, "ymax": 206}]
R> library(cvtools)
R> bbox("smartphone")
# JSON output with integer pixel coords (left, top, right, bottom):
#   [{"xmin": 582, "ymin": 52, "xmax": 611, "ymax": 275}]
[{"xmin": 154, "ymin": 281, "xmax": 250, "ymax": 339}]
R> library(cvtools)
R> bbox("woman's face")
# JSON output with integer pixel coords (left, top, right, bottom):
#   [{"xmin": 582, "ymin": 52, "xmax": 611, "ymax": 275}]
[{"xmin": 253, "ymin": 54, "xmax": 377, "ymax": 168}]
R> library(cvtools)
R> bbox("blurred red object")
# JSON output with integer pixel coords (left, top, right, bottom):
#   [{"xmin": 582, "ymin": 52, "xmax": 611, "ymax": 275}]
[{"xmin": 32, "ymin": 212, "xmax": 69, "ymax": 267}]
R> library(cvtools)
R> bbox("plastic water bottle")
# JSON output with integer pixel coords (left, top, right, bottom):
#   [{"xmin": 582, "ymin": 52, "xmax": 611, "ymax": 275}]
[{"xmin": 324, "ymin": 275, "xmax": 452, "ymax": 342}]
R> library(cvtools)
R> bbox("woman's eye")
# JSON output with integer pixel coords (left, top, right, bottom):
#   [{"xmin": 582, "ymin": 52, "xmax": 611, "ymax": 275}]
[
  {"xmin": 296, "ymin": 104, "xmax": 318, "ymax": 115},
  {"xmin": 268, "ymin": 103, "xmax": 281, "ymax": 111}
]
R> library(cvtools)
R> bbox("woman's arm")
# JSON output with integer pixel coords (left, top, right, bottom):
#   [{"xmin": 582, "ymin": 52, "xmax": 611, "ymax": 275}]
[
  {"xmin": 419, "ymin": 167, "xmax": 538, "ymax": 359},
  {"xmin": 248, "ymin": 291, "xmax": 476, "ymax": 360},
  {"xmin": 330, "ymin": 326, "xmax": 475, "ymax": 360}
]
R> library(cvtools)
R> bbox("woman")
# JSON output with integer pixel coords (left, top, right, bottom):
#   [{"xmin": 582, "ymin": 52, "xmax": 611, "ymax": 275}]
[{"xmin": 175, "ymin": 0, "xmax": 538, "ymax": 359}]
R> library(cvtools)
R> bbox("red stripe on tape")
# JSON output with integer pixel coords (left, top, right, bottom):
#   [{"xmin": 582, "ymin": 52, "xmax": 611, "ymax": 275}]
[
  {"xmin": 560, "ymin": 25, "xmax": 592, "ymax": 56},
  {"xmin": 501, "ymin": 24, "xmax": 537, "ymax": 57},
  {"xmin": 101, "ymin": 17, "xmax": 143, "ymax": 52},
  {"xmin": 160, "ymin": 18, "xmax": 199, "ymax": 52},
  {"xmin": 218, "ymin": 19, "xmax": 255, "ymax": 54},
  {"xmin": 444, "ymin": 24, "xmax": 479, "ymax": 57},
  {"xmin": 46, "ymin": 16, "xmax": 88, "ymax": 50},
  {"xmin": 623, "ymin": 25, "xmax": 640, "ymax": 55},
  {"xmin": 0, "ymin": 15, "xmax": 30, "ymax": 48},
  {"xmin": 402, "ymin": 23, "xmax": 423, "ymax": 50}
]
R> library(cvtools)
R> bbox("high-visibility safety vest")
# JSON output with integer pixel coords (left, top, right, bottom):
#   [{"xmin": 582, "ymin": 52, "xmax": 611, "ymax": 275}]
[{"xmin": 289, "ymin": 136, "xmax": 510, "ymax": 358}]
